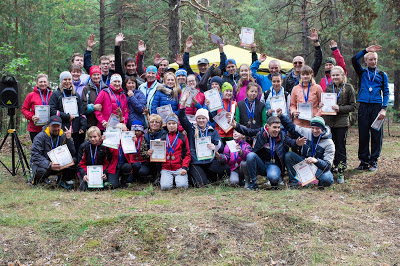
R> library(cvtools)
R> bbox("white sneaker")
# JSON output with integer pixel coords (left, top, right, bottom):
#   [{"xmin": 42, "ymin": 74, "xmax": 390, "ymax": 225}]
[{"xmin": 265, "ymin": 180, "xmax": 271, "ymax": 187}]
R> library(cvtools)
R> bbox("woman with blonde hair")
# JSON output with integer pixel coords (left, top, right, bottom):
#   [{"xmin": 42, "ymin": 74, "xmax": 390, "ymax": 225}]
[
  {"xmin": 321, "ymin": 66, "xmax": 356, "ymax": 184},
  {"xmin": 22, "ymin": 73, "xmax": 53, "ymax": 142},
  {"xmin": 289, "ymin": 65, "xmax": 323, "ymax": 127},
  {"xmin": 150, "ymin": 72, "xmax": 182, "ymax": 115},
  {"xmin": 232, "ymin": 64, "xmax": 262, "ymax": 102},
  {"xmin": 49, "ymin": 71, "xmax": 86, "ymax": 157}
]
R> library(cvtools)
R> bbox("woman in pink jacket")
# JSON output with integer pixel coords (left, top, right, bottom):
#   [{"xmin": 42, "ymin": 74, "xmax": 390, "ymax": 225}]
[{"xmin": 94, "ymin": 74, "xmax": 128, "ymax": 130}]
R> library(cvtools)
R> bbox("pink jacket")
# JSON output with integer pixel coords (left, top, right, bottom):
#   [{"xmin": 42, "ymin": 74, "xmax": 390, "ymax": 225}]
[
  {"xmin": 320, "ymin": 49, "xmax": 347, "ymax": 92},
  {"xmin": 94, "ymin": 85, "xmax": 128, "ymax": 130},
  {"xmin": 290, "ymin": 83, "xmax": 322, "ymax": 128},
  {"xmin": 221, "ymin": 139, "xmax": 251, "ymax": 171},
  {"xmin": 233, "ymin": 80, "xmax": 262, "ymax": 102}
]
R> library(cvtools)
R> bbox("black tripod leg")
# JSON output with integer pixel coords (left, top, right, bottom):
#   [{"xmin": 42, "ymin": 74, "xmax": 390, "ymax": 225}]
[
  {"xmin": 0, "ymin": 133, "xmax": 9, "ymax": 149},
  {"xmin": 13, "ymin": 133, "xmax": 27, "ymax": 176},
  {"xmin": 14, "ymin": 133, "xmax": 30, "ymax": 171}
]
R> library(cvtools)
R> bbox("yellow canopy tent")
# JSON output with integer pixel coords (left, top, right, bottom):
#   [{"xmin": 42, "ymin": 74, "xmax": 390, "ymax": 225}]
[{"xmin": 169, "ymin": 45, "xmax": 293, "ymax": 74}]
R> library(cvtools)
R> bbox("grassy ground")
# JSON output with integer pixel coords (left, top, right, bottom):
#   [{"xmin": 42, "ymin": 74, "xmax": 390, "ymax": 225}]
[{"xmin": 0, "ymin": 123, "xmax": 400, "ymax": 265}]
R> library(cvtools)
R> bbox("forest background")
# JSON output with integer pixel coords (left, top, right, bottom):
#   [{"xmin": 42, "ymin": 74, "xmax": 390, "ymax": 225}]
[{"xmin": 0, "ymin": 0, "xmax": 399, "ymax": 133}]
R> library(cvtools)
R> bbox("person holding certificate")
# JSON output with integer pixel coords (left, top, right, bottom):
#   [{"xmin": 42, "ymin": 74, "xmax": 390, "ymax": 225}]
[
  {"xmin": 184, "ymin": 74, "xmax": 205, "ymax": 115},
  {"xmin": 49, "ymin": 71, "xmax": 87, "ymax": 158},
  {"xmin": 262, "ymin": 73, "xmax": 290, "ymax": 118},
  {"xmin": 77, "ymin": 126, "xmax": 109, "ymax": 191},
  {"xmin": 321, "ymin": 66, "xmax": 356, "ymax": 184},
  {"xmin": 94, "ymin": 73, "xmax": 129, "ymax": 131},
  {"xmin": 289, "ymin": 65, "xmax": 323, "ymax": 128},
  {"xmin": 82, "ymin": 65, "xmax": 108, "ymax": 129},
  {"xmin": 150, "ymin": 72, "xmax": 182, "ymax": 116},
  {"xmin": 230, "ymin": 114, "xmax": 298, "ymax": 190},
  {"xmin": 30, "ymin": 116, "xmax": 76, "ymax": 187},
  {"xmin": 153, "ymin": 114, "xmax": 191, "ymax": 190},
  {"xmin": 208, "ymin": 82, "xmax": 237, "ymax": 140},
  {"xmin": 278, "ymin": 112, "xmax": 335, "ymax": 189},
  {"xmin": 128, "ymin": 121, "xmax": 151, "ymax": 182},
  {"xmin": 22, "ymin": 73, "xmax": 53, "ymax": 142},
  {"xmin": 235, "ymin": 82, "xmax": 266, "ymax": 130},
  {"xmin": 179, "ymin": 97, "xmax": 229, "ymax": 187}
]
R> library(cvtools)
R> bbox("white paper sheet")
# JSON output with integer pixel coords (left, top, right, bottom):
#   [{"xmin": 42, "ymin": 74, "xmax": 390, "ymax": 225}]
[
  {"xmin": 209, "ymin": 33, "xmax": 224, "ymax": 44},
  {"xmin": 297, "ymin": 102, "xmax": 313, "ymax": 121},
  {"xmin": 371, "ymin": 114, "xmax": 385, "ymax": 131},
  {"xmin": 121, "ymin": 131, "xmax": 137, "ymax": 154},
  {"xmin": 213, "ymin": 109, "xmax": 232, "ymax": 133},
  {"xmin": 103, "ymin": 126, "xmax": 122, "ymax": 149},
  {"xmin": 180, "ymin": 86, "xmax": 199, "ymax": 107},
  {"xmin": 87, "ymin": 165, "xmax": 104, "ymax": 188},
  {"xmin": 270, "ymin": 95, "xmax": 287, "ymax": 116},
  {"xmin": 47, "ymin": 144, "xmax": 74, "ymax": 168},
  {"xmin": 157, "ymin": 104, "xmax": 173, "ymax": 126},
  {"xmin": 34, "ymin": 105, "xmax": 50, "ymax": 126},
  {"xmin": 321, "ymin": 93, "xmax": 337, "ymax": 115},
  {"xmin": 293, "ymin": 160, "xmax": 317, "ymax": 186},
  {"xmin": 62, "ymin": 96, "xmax": 79, "ymax": 117},
  {"xmin": 195, "ymin": 136, "xmax": 213, "ymax": 161},
  {"xmin": 204, "ymin": 89, "xmax": 223, "ymax": 112},
  {"xmin": 226, "ymin": 140, "xmax": 239, "ymax": 153},
  {"xmin": 108, "ymin": 113, "xmax": 121, "ymax": 127},
  {"xmin": 150, "ymin": 140, "xmax": 166, "ymax": 162},
  {"xmin": 240, "ymin": 27, "xmax": 255, "ymax": 47}
]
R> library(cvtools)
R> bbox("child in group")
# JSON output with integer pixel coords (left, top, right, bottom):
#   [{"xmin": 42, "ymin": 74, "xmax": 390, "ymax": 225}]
[
  {"xmin": 128, "ymin": 120, "xmax": 151, "ymax": 182},
  {"xmin": 77, "ymin": 126, "xmax": 108, "ymax": 191},
  {"xmin": 232, "ymin": 64, "xmax": 262, "ymax": 102},
  {"xmin": 262, "ymin": 73, "xmax": 290, "ymax": 118},
  {"xmin": 216, "ymin": 130, "xmax": 251, "ymax": 185},
  {"xmin": 235, "ymin": 82, "xmax": 267, "ymax": 129},
  {"xmin": 148, "ymin": 114, "xmax": 191, "ymax": 190}
]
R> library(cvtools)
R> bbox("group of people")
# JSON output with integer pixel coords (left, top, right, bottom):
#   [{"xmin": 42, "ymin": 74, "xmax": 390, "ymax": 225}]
[{"xmin": 22, "ymin": 29, "xmax": 389, "ymax": 191}]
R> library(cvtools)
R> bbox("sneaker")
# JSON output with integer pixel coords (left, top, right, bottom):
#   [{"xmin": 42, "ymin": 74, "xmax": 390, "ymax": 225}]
[
  {"xmin": 65, "ymin": 180, "xmax": 74, "ymax": 185},
  {"xmin": 264, "ymin": 180, "xmax": 271, "ymax": 187},
  {"xmin": 246, "ymin": 183, "xmax": 258, "ymax": 191},
  {"xmin": 59, "ymin": 181, "xmax": 72, "ymax": 190},
  {"xmin": 369, "ymin": 163, "xmax": 378, "ymax": 172},
  {"xmin": 278, "ymin": 181, "xmax": 285, "ymax": 187},
  {"xmin": 337, "ymin": 172, "xmax": 345, "ymax": 184},
  {"xmin": 355, "ymin": 163, "xmax": 369, "ymax": 171},
  {"xmin": 332, "ymin": 167, "xmax": 338, "ymax": 174}
]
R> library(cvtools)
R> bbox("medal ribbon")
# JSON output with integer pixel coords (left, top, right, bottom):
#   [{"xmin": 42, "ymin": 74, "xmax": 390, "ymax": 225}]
[
  {"xmin": 324, "ymin": 75, "xmax": 331, "ymax": 86},
  {"xmin": 292, "ymin": 72, "xmax": 299, "ymax": 85},
  {"xmin": 118, "ymin": 146, "xmax": 124, "ymax": 164},
  {"xmin": 269, "ymin": 136, "xmax": 276, "ymax": 161},
  {"xmin": 110, "ymin": 89, "xmax": 121, "ymax": 107},
  {"xmin": 245, "ymin": 98, "xmax": 255, "ymax": 121},
  {"xmin": 302, "ymin": 82, "xmax": 311, "ymax": 102},
  {"xmin": 223, "ymin": 99, "xmax": 232, "ymax": 113},
  {"xmin": 89, "ymin": 144, "xmax": 97, "ymax": 165},
  {"xmin": 311, "ymin": 134, "xmax": 323, "ymax": 157},
  {"xmin": 233, "ymin": 141, "xmax": 243, "ymax": 162},
  {"xmin": 38, "ymin": 89, "xmax": 50, "ymax": 105},
  {"xmin": 135, "ymin": 135, "xmax": 142, "ymax": 157},
  {"xmin": 51, "ymin": 135, "xmax": 60, "ymax": 149},
  {"xmin": 198, "ymin": 126, "xmax": 208, "ymax": 137},
  {"xmin": 366, "ymin": 68, "xmax": 377, "ymax": 90},
  {"xmin": 336, "ymin": 83, "xmax": 345, "ymax": 101},
  {"xmin": 166, "ymin": 132, "xmax": 179, "ymax": 158}
]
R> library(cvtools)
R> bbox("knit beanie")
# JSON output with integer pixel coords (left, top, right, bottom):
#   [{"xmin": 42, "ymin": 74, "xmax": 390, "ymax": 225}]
[
  {"xmin": 146, "ymin": 65, "xmax": 157, "ymax": 74},
  {"xmin": 166, "ymin": 114, "xmax": 179, "ymax": 125},
  {"xmin": 325, "ymin": 57, "xmax": 337, "ymax": 65},
  {"xmin": 195, "ymin": 108, "xmax": 209, "ymax": 121},
  {"xmin": 89, "ymin": 65, "xmax": 101, "ymax": 76},
  {"xmin": 131, "ymin": 120, "xmax": 145, "ymax": 132},
  {"xmin": 176, "ymin": 68, "xmax": 187, "ymax": 77},
  {"xmin": 210, "ymin": 76, "xmax": 223, "ymax": 88},
  {"xmin": 221, "ymin": 82, "xmax": 233, "ymax": 93},
  {"xmin": 59, "ymin": 71, "xmax": 72, "ymax": 85},
  {"xmin": 110, "ymin": 74, "xmax": 122, "ymax": 83},
  {"xmin": 310, "ymin": 116, "xmax": 326, "ymax": 131}
]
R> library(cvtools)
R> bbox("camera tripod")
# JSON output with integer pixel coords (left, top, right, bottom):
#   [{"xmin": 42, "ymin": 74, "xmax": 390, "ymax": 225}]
[{"xmin": 0, "ymin": 108, "xmax": 30, "ymax": 176}]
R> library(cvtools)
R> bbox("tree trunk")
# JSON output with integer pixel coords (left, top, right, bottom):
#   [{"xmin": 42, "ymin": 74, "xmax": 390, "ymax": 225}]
[
  {"xmin": 168, "ymin": 0, "xmax": 181, "ymax": 62},
  {"xmin": 204, "ymin": 0, "xmax": 209, "ymax": 32},
  {"xmin": 393, "ymin": 1, "xmax": 400, "ymax": 110},
  {"xmin": 301, "ymin": 0, "xmax": 309, "ymax": 58},
  {"xmin": 14, "ymin": 0, "xmax": 20, "ymax": 131},
  {"xmin": 99, "ymin": 0, "xmax": 105, "ymax": 56}
]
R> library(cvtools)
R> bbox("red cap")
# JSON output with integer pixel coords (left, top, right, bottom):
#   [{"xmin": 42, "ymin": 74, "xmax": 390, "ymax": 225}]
[{"xmin": 89, "ymin": 65, "xmax": 101, "ymax": 76}]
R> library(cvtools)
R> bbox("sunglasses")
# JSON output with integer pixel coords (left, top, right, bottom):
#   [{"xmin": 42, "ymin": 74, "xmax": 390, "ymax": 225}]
[{"xmin": 293, "ymin": 62, "xmax": 303, "ymax": 65}]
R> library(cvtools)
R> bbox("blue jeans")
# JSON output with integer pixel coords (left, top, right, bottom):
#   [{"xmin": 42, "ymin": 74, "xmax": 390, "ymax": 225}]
[
  {"xmin": 285, "ymin": 151, "xmax": 333, "ymax": 187},
  {"xmin": 247, "ymin": 152, "xmax": 282, "ymax": 186}
]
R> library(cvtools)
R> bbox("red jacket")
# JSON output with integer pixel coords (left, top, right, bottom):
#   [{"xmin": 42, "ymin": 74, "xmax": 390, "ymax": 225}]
[
  {"xmin": 94, "ymin": 85, "xmax": 129, "ymax": 130},
  {"xmin": 214, "ymin": 98, "xmax": 236, "ymax": 138},
  {"xmin": 107, "ymin": 146, "xmax": 132, "ymax": 174},
  {"xmin": 184, "ymin": 88, "xmax": 205, "ymax": 115},
  {"xmin": 320, "ymin": 48, "xmax": 347, "ymax": 92},
  {"xmin": 128, "ymin": 135, "xmax": 146, "ymax": 163},
  {"xmin": 21, "ymin": 87, "xmax": 52, "ymax": 133},
  {"xmin": 160, "ymin": 131, "xmax": 191, "ymax": 171},
  {"xmin": 77, "ymin": 141, "xmax": 110, "ymax": 177}
]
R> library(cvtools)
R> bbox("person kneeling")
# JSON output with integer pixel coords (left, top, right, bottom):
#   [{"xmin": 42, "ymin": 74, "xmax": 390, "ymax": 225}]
[
  {"xmin": 278, "ymin": 111, "xmax": 335, "ymax": 188},
  {"xmin": 148, "ymin": 114, "xmax": 190, "ymax": 190},
  {"xmin": 30, "ymin": 116, "xmax": 76, "ymax": 188}
]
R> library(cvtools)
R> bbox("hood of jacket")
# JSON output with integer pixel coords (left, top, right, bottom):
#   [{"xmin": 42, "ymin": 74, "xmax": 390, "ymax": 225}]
[
  {"xmin": 44, "ymin": 126, "xmax": 64, "ymax": 137},
  {"xmin": 157, "ymin": 84, "xmax": 173, "ymax": 96}
]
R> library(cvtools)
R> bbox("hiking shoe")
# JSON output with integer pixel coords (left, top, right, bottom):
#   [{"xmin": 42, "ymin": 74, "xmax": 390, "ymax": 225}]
[
  {"xmin": 332, "ymin": 167, "xmax": 338, "ymax": 174},
  {"xmin": 337, "ymin": 172, "xmax": 345, "ymax": 184},
  {"xmin": 59, "ymin": 181, "xmax": 71, "ymax": 190},
  {"xmin": 264, "ymin": 180, "xmax": 271, "ymax": 187},
  {"xmin": 246, "ymin": 183, "xmax": 258, "ymax": 191},
  {"xmin": 65, "ymin": 180, "xmax": 74, "ymax": 185},
  {"xmin": 355, "ymin": 163, "xmax": 369, "ymax": 171},
  {"xmin": 278, "ymin": 181, "xmax": 285, "ymax": 187},
  {"xmin": 369, "ymin": 163, "xmax": 378, "ymax": 172}
]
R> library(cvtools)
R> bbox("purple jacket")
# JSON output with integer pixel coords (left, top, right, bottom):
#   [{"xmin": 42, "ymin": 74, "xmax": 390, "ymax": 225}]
[
  {"xmin": 220, "ymin": 139, "xmax": 251, "ymax": 171},
  {"xmin": 232, "ymin": 80, "xmax": 262, "ymax": 102}
]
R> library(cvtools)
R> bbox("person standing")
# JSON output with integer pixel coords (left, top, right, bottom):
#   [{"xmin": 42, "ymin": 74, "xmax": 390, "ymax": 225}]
[{"xmin": 352, "ymin": 45, "xmax": 389, "ymax": 172}]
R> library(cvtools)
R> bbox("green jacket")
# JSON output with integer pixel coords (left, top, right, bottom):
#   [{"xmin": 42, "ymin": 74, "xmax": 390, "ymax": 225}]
[{"xmin": 323, "ymin": 83, "xmax": 357, "ymax": 128}]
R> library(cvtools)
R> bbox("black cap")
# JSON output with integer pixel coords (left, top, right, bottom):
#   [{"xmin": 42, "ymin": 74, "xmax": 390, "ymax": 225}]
[
  {"xmin": 48, "ymin": 115, "xmax": 62, "ymax": 126},
  {"xmin": 165, "ymin": 66, "xmax": 176, "ymax": 73}
]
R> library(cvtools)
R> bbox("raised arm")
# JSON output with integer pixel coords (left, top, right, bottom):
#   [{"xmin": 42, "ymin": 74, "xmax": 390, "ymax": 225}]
[
  {"xmin": 114, "ymin": 33, "xmax": 124, "ymax": 77},
  {"xmin": 307, "ymin": 28, "xmax": 322, "ymax": 76},
  {"xmin": 329, "ymin": 40, "xmax": 347, "ymax": 75},
  {"xmin": 183, "ymin": 36, "xmax": 195, "ymax": 75},
  {"xmin": 84, "ymin": 34, "xmax": 98, "ymax": 73},
  {"xmin": 137, "ymin": 40, "xmax": 146, "ymax": 76}
]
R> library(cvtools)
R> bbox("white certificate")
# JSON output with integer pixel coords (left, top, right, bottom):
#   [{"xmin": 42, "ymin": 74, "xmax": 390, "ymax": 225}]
[
  {"xmin": 121, "ymin": 131, "xmax": 137, "ymax": 154},
  {"xmin": 103, "ymin": 126, "xmax": 122, "ymax": 149},
  {"xmin": 108, "ymin": 113, "xmax": 120, "ymax": 127},
  {"xmin": 157, "ymin": 104, "xmax": 173, "ymax": 126},
  {"xmin": 186, "ymin": 115, "xmax": 196, "ymax": 124},
  {"xmin": 297, "ymin": 102, "xmax": 313, "ymax": 121},
  {"xmin": 34, "ymin": 105, "xmax": 50, "ymax": 126},
  {"xmin": 213, "ymin": 109, "xmax": 233, "ymax": 133},
  {"xmin": 87, "ymin": 165, "xmax": 104, "ymax": 188},
  {"xmin": 47, "ymin": 144, "xmax": 74, "ymax": 170},
  {"xmin": 150, "ymin": 140, "xmax": 166, "ymax": 162},
  {"xmin": 371, "ymin": 115, "xmax": 385, "ymax": 131},
  {"xmin": 270, "ymin": 95, "xmax": 287, "ymax": 116},
  {"xmin": 321, "ymin": 93, "xmax": 337, "ymax": 115},
  {"xmin": 180, "ymin": 86, "xmax": 199, "ymax": 107},
  {"xmin": 204, "ymin": 89, "xmax": 223, "ymax": 112},
  {"xmin": 226, "ymin": 140, "xmax": 239, "ymax": 153},
  {"xmin": 240, "ymin": 27, "xmax": 255, "ymax": 47},
  {"xmin": 195, "ymin": 136, "xmax": 213, "ymax": 161},
  {"xmin": 209, "ymin": 33, "xmax": 224, "ymax": 44},
  {"xmin": 293, "ymin": 160, "xmax": 317, "ymax": 186},
  {"xmin": 62, "ymin": 96, "xmax": 79, "ymax": 117}
]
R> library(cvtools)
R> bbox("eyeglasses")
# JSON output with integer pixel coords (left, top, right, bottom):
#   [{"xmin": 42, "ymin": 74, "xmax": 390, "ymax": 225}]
[
  {"xmin": 293, "ymin": 62, "xmax": 303, "ymax": 65},
  {"xmin": 150, "ymin": 121, "xmax": 160, "ymax": 124}
]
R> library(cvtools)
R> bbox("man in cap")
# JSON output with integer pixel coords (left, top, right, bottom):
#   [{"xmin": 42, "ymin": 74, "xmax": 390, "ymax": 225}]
[
  {"xmin": 319, "ymin": 40, "xmax": 347, "ymax": 92},
  {"xmin": 29, "ymin": 116, "xmax": 76, "ymax": 188}
]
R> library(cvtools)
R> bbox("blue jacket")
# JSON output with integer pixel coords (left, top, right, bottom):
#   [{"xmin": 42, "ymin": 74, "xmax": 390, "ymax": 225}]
[
  {"xmin": 178, "ymin": 108, "xmax": 224, "ymax": 165},
  {"xmin": 127, "ymin": 89, "xmax": 146, "ymax": 128},
  {"xmin": 351, "ymin": 50, "xmax": 389, "ymax": 107},
  {"xmin": 234, "ymin": 123, "xmax": 296, "ymax": 173},
  {"xmin": 250, "ymin": 60, "xmax": 286, "ymax": 92},
  {"xmin": 280, "ymin": 115, "xmax": 335, "ymax": 172},
  {"xmin": 150, "ymin": 86, "xmax": 180, "ymax": 115}
]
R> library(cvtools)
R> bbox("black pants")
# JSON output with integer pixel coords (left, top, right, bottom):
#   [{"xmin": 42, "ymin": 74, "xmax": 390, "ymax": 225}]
[
  {"xmin": 358, "ymin": 103, "xmax": 383, "ymax": 165},
  {"xmin": 189, "ymin": 160, "xmax": 230, "ymax": 187},
  {"xmin": 30, "ymin": 165, "xmax": 76, "ymax": 185},
  {"xmin": 331, "ymin": 127, "xmax": 348, "ymax": 169},
  {"xmin": 106, "ymin": 163, "xmax": 132, "ymax": 188},
  {"xmin": 29, "ymin": 132, "xmax": 40, "ymax": 142},
  {"xmin": 130, "ymin": 162, "xmax": 151, "ymax": 182},
  {"xmin": 72, "ymin": 132, "xmax": 85, "ymax": 158}
]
